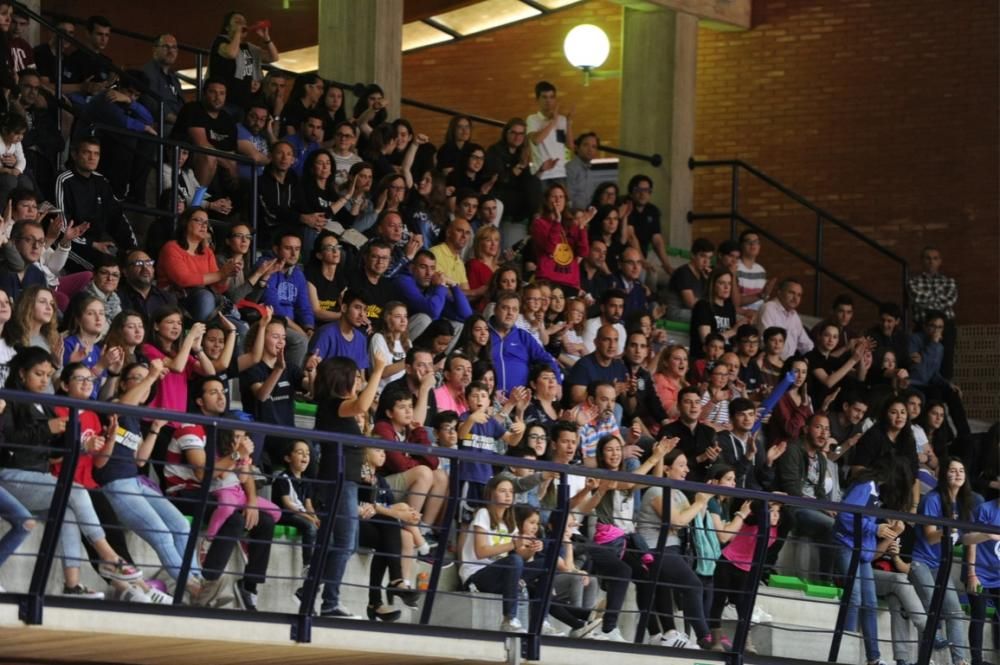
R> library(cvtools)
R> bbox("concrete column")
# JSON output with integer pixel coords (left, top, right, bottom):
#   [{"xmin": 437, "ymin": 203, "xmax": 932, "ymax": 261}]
[
  {"xmin": 23, "ymin": 0, "xmax": 40, "ymax": 46},
  {"xmin": 618, "ymin": 7, "xmax": 698, "ymax": 253},
  {"xmin": 317, "ymin": 0, "xmax": 402, "ymax": 118}
]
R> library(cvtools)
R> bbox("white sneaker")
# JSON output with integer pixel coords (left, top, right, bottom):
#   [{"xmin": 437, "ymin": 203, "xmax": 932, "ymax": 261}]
[
  {"xmin": 501, "ymin": 617, "xmax": 525, "ymax": 633},
  {"xmin": 751, "ymin": 604, "xmax": 773, "ymax": 624},
  {"xmin": 145, "ymin": 586, "xmax": 173, "ymax": 604},
  {"xmin": 119, "ymin": 584, "xmax": 151, "ymax": 603},
  {"xmin": 0, "ymin": 582, "xmax": 6, "ymax": 593},
  {"xmin": 722, "ymin": 603, "xmax": 739, "ymax": 621},
  {"xmin": 646, "ymin": 632, "xmax": 664, "ymax": 645},
  {"xmin": 661, "ymin": 629, "xmax": 690, "ymax": 648},
  {"xmin": 589, "ymin": 627, "xmax": 627, "ymax": 642},
  {"xmin": 542, "ymin": 620, "xmax": 566, "ymax": 636}
]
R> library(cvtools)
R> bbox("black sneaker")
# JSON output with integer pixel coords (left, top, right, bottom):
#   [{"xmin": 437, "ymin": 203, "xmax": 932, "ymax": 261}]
[{"xmin": 234, "ymin": 579, "xmax": 258, "ymax": 611}]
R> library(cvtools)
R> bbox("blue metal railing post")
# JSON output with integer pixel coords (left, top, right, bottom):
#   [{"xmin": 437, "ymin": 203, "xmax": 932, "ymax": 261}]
[
  {"xmin": 195, "ymin": 53, "xmax": 204, "ymax": 100},
  {"xmin": 634, "ymin": 477, "xmax": 673, "ymax": 643},
  {"xmin": 171, "ymin": 423, "xmax": 217, "ymax": 605},
  {"xmin": 156, "ymin": 101, "xmax": 166, "ymax": 200},
  {"xmin": 729, "ymin": 499, "xmax": 771, "ymax": 664},
  {"xmin": 19, "ymin": 409, "xmax": 80, "ymax": 624},
  {"xmin": 917, "ymin": 525, "xmax": 953, "ymax": 665},
  {"xmin": 524, "ymin": 475, "xmax": 570, "ymax": 660},
  {"xmin": 419, "ymin": 459, "xmax": 463, "ymax": 625},
  {"xmin": 828, "ymin": 509, "xmax": 863, "ymax": 661},
  {"xmin": 292, "ymin": 441, "xmax": 345, "ymax": 643},
  {"xmin": 55, "ymin": 35, "xmax": 63, "ymax": 133}
]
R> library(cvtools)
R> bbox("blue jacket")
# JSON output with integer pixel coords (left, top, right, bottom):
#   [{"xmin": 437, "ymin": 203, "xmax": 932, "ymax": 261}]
[
  {"xmin": 908, "ymin": 332, "xmax": 947, "ymax": 388},
  {"xmin": 489, "ymin": 322, "xmax": 561, "ymax": 393},
  {"xmin": 258, "ymin": 261, "xmax": 315, "ymax": 329},
  {"xmin": 834, "ymin": 480, "xmax": 880, "ymax": 562},
  {"xmin": 393, "ymin": 268, "xmax": 473, "ymax": 322}
]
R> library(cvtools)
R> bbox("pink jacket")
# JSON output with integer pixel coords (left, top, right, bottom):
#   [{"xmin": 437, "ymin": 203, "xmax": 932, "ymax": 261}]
[{"xmin": 531, "ymin": 215, "xmax": 588, "ymax": 290}]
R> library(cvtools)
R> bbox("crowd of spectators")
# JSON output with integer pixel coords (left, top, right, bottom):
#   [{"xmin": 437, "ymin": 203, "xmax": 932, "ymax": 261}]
[{"xmin": 0, "ymin": 6, "xmax": 992, "ymax": 664}]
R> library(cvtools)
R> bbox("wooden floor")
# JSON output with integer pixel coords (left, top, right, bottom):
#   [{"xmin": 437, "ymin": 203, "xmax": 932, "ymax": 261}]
[{"xmin": 0, "ymin": 604, "xmax": 510, "ymax": 665}]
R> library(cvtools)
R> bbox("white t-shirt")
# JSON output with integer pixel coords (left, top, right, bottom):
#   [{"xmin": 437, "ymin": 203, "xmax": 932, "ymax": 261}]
[
  {"xmin": 333, "ymin": 151, "xmax": 362, "ymax": 188},
  {"xmin": 370, "ymin": 333, "xmax": 406, "ymax": 391},
  {"xmin": 460, "ymin": 508, "xmax": 516, "ymax": 584},
  {"xmin": 526, "ymin": 112, "xmax": 568, "ymax": 180}
]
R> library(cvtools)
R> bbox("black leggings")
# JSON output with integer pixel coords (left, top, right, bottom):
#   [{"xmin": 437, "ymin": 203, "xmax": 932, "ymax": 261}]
[
  {"xmin": 358, "ymin": 516, "xmax": 402, "ymax": 606},
  {"xmin": 585, "ymin": 543, "xmax": 631, "ymax": 632},
  {"xmin": 970, "ymin": 585, "xmax": 1000, "ymax": 665},
  {"xmin": 709, "ymin": 558, "xmax": 752, "ymax": 629},
  {"xmin": 646, "ymin": 546, "xmax": 709, "ymax": 640}
]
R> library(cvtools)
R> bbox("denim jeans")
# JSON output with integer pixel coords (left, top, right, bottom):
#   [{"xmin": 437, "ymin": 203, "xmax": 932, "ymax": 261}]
[
  {"xmin": 104, "ymin": 476, "xmax": 199, "ymax": 581},
  {"xmin": 321, "ymin": 481, "xmax": 359, "ymax": 611},
  {"xmin": 466, "ymin": 553, "xmax": 547, "ymax": 620},
  {"xmin": 908, "ymin": 559, "xmax": 970, "ymax": 663},
  {"xmin": 835, "ymin": 546, "xmax": 880, "ymax": 662},
  {"xmin": 0, "ymin": 484, "xmax": 33, "ymax": 567},
  {"xmin": 0, "ymin": 468, "xmax": 105, "ymax": 568},
  {"xmin": 792, "ymin": 508, "xmax": 836, "ymax": 580}
]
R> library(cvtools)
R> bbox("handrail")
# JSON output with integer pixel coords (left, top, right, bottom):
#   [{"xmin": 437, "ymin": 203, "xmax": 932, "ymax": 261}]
[
  {"xmin": 0, "ymin": 385, "xmax": 993, "ymax": 665},
  {"xmin": 688, "ymin": 157, "xmax": 911, "ymax": 325},
  {"xmin": 401, "ymin": 96, "xmax": 663, "ymax": 167},
  {"xmin": 688, "ymin": 211, "xmax": 889, "ymax": 309},
  {"xmin": 689, "ymin": 158, "xmax": 907, "ymax": 267},
  {"xmin": 15, "ymin": 3, "xmax": 164, "ymax": 105},
  {"xmin": 41, "ymin": 9, "xmax": 211, "ymax": 58}
]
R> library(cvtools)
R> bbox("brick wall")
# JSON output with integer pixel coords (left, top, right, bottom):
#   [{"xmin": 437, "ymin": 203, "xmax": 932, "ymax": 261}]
[
  {"xmin": 692, "ymin": 0, "xmax": 999, "ymax": 325},
  {"xmin": 401, "ymin": 2, "xmax": 623, "ymax": 154}
]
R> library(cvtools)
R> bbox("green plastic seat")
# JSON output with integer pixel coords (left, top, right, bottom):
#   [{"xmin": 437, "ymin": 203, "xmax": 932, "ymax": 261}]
[
  {"xmin": 767, "ymin": 574, "xmax": 808, "ymax": 591},
  {"xmin": 295, "ymin": 401, "xmax": 317, "ymax": 417},
  {"xmin": 805, "ymin": 583, "xmax": 841, "ymax": 599}
]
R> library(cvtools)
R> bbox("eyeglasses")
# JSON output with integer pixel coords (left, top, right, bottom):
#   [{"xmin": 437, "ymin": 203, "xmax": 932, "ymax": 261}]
[
  {"xmin": 469, "ymin": 154, "xmax": 485, "ymax": 161},
  {"xmin": 231, "ymin": 233, "xmax": 253, "ymax": 240},
  {"xmin": 69, "ymin": 376, "xmax": 95, "ymax": 385},
  {"xmin": 129, "ymin": 259, "xmax": 155, "ymax": 268},
  {"xmin": 335, "ymin": 132, "xmax": 355, "ymax": 139},
  {"xmin": 97, "ymin": 270, "xmax": 121, "ymax": 279},
  {"xmin": 527, "ymin": 433, "xmax": 547, "ymax": 442},
  {"xmin": 191, "ymin": 219, "xmax": 209, "ymax": 226},
  {"xmin": 17, "ymin": 237, "xmax": 44, "ymax": 247}
]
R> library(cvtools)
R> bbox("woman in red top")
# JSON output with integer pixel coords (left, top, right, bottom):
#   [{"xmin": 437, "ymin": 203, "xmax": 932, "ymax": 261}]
[
  {"xmin": 530, "ymin": 184, "xmax": 591, "ymax": 294},
  {"xmin": 466, "ymin": 225, "xmax": 501, "ymax": 310},
  {"xmin": 157, "ymin": 208, "xmax": 241, "ymax": 322},
  {"xmin": 766, "ymin": 355, "xmax": 813, "ymax": 444}
]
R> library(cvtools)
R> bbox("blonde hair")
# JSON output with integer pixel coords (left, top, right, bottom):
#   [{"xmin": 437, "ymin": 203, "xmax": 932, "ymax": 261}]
[
  {"xmin": 473, "ymin": 225, "xmax": 500, "ymax": 262},
  {"xmin": 655, "ymin": 344, "xmax": 689, "ymax": 379}
]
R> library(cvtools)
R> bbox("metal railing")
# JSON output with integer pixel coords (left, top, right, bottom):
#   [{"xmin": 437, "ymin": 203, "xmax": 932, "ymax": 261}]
[
  {"xmin": 36, "ymin": 6, "xmax": 663, "ymax": 169},
  {"xmin": 0, "ymin": 388, "xmax": 995, "ymax": 665},
  {"xmin": 687, "ymin": 158, "xmax": 910, "ymax": 327}
]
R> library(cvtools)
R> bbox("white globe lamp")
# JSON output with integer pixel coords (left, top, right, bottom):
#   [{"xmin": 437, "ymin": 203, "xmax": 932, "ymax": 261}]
[{"xmin": 563, "ymin": 24, "xmax": 610, "ymax": 84}]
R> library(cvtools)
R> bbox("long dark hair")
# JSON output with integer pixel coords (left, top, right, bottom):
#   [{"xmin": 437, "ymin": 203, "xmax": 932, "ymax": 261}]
[
  {"xmin": 936, "ymin": 456, "xmax": 974, "ymax": 522},
  {"xmin": 852, "ymin": 454, "xmax": 915, "ymax": 512},
  {"xmin": 879, "ymin": 396, "xmax": 918, "ymax": 471},
  {"xmin": 6, "ymin": 345, "xmax": 55, "ymax": 389},
  {"xmin": 483, "ymin": 474, "xmax": 516, "ymax": 532},
  {"xmin": 175, "ymin": 207, "xmax": 209, "ymax": 254},
  {"xmin": 314, "ymin": 356, "xmax": 359, "ymax": 400},
  {"xmin": 454, "ymin": 313, "xmax": 491, "ymax": 362}
]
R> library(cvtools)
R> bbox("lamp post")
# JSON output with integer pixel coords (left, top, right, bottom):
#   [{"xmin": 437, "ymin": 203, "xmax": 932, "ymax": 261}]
[{"xmin": 563, "ymin": 24, "xmax": 610, "ymax": 86}]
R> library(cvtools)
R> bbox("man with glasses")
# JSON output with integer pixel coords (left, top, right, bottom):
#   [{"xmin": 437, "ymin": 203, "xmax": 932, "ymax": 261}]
[
  {"xmin": 611, "ymin": 246, "xmax": 651, "ymax": 320},
  {"xmin": 236, "ymin": 101, "xmax": 276, "ymax": 181},
  {"xmin": 329, "ymin": 121, "xmax": 361, "ymax": 188},
  {"xmin": 117, "ymin": 249, "xmax": 177, "ymax": 321},
  {"xmin": 372, "ymin": 210, "xmax": 422, "ymax": 279},
  {"xmin": 141, "ymin": 33, "xmax": 185, "ymax": 135},
  {"xmin": 626, "ymin": 174, "xmax": 673, "ymax": 281},
  {"xmin": 488, "ymin": 290, "xmax": 560, "ymax": 393},
  {"xmin": 0, "ymin": 220, "xmax": 47, "ymax": 299},
  {"xmin": 345, "ymin": 239, "xmax": 393, "ymax": 321},
  {"xmin": 68, "ymin": 254, "xmax": 121, "ymax": 331},
  {"xmin": 257, "ymin": 228, "xmax": 313, "ymax": 368}
]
